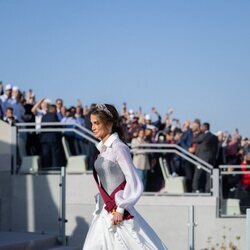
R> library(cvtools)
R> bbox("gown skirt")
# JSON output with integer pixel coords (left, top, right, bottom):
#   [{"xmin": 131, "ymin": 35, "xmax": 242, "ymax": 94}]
[{"xmin": 83, "ymin": 207, "xmax": 168, "ymax": 250}]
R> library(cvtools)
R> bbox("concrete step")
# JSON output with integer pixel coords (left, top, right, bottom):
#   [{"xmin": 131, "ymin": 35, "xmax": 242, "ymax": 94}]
[{"xmin": 0, "ymin": 232, "xmax": 58, "ymax": 250}]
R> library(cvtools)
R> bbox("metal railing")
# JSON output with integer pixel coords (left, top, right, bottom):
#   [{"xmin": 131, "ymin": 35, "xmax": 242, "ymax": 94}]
[
  {"xmin": 219, "ymin": 165, "xmax": 250, "ymax": 218},
  {"xmin": 16, "ymin": 122, "xmax": 98, "ymax": 145},
  {"xmin": 15, "ymin": 122, "xmax": 215, "ymax": 194},
  {"xmin": 16, "ymin": 122, "xmax": 213, "ymax": 174}
]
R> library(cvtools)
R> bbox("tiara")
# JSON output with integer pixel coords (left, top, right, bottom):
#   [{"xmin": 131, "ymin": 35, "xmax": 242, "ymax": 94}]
[{"xmin": 96, "ymin": 104, "xmax": 113, "ymax": 118}]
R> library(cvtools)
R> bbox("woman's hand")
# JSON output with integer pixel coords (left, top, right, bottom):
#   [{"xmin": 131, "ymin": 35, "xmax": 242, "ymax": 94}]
[{"xmin": 112, "ymin": 211, "xmax": 124, "ymax": 225}]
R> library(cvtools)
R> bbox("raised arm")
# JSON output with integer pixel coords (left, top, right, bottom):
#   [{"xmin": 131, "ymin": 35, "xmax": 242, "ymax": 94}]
[{"xmin": 31, "ymin": 98, "xmax": 45, "ymax": 115}]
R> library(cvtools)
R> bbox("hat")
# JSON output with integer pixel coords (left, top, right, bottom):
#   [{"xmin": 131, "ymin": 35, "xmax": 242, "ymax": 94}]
[
  {"xmin": 44, "ymin": 98, "xmax": 52, "ymax": 104},
  {"xmin": 12, "ymin": 86, "xmax": 19, "ymax": 91},
  {"xmin": 145, "ymin": 114, "xmax": 151, "ymax": 120},
  {"xmin": 216, "ymin": 131, "xmax": 223, "ymax": 136},
  {"xmin": 5, "ymin": 84, "xmax": 12, "ymax": 91}
]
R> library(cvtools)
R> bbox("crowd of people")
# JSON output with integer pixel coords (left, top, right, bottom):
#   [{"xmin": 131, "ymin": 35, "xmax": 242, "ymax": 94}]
[{"xmin": 1, "ymin": 82, "xmax": 250, "ymax": 210}]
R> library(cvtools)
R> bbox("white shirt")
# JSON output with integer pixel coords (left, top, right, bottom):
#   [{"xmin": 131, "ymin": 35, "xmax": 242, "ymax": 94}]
[
  {"xmin": 0, "ymin": 94, "xmax": 14, "ymax": 113},
  {"xmin": 11, "ymin": 98, "xmax": 25, "ymax": 122},
  {"xmin": 35, "ymin": 109, "xmax": 46, "ymax": 130},
  {"xmin": 95, "ymin": 133, "xmax": 143, "ymax": 214}
]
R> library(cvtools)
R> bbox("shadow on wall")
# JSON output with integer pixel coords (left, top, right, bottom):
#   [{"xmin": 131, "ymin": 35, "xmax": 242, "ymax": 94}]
[
  {"xmin": 10, "ymin": 174, "xmax": 60, "ymax": 234},
  {"xmin": 0, "ymin": 140, "xmax": 13, "ymax": 172},
  {"xmin": 70, "ymin": 216, "xmax": 89, "ymax": 248}
]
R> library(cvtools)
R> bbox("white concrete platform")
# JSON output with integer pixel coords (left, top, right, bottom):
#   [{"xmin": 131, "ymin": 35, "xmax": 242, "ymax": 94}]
[
  {"xmin": 0, "ymin": 232, "xmax": 57, "ymax": 250},
  {"xmin": 0, "ymin": 232, "xmax": 80, "ymax": 250}
]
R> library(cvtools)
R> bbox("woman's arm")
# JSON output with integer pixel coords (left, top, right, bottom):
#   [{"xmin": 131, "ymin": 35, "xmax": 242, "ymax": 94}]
[
  {"xmin": 114, "ymin": 142, "xmax": 143, "ymax": 214},
  {"xmin": 31, "ymin": 98, "xmax": 45, "ymax": 115}
]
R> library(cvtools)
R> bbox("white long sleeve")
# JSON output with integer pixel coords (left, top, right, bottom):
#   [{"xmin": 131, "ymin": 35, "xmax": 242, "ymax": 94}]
[{"xmin": 113, "ymin": 142, "xmax": 143, "ymax": 213}]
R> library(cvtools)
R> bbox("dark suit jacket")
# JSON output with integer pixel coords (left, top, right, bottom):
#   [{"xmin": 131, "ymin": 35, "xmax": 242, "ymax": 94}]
[
  {"xmin": 40, "ymin": 112, "xmax": 61, "ymax": 143},
  {"xmin": 192, "ymin": 131, "xmax": 218, "ymax": 165},
  {"xmin": 180, "ymin": 129, "xmax": 193, "ymax": 150}
]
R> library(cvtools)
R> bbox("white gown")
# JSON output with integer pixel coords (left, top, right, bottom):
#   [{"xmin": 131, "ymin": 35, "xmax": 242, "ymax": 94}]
[{"xmin": 83, "ymin": 133, "xmax": 168, "ymax": 250}]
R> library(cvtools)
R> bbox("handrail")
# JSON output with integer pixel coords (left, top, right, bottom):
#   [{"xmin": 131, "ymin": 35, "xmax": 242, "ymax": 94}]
[
  {"xmin": 131, "ymin": 148, "xmax": 211, "ymax": 173},
  {"xmin": 219, "ymin": 165, "xmax": 250, "ymax": 174},
  {"xmin": 17, "ymin": 127, "xmax": 98, "ymax": 145},
  {"xmin": 132, "ymin": 143, "xmax": 213, "ymax": 170},
  {"xmin": 219, "ymin": 165, "xmax": 250, "ymax": 169},
  {"xmin": 16, "ymin": 122, "xmax": 212, "ymax": 173},
  {"xmin": 16, "ymin": 122, "xmax": 95, "ymax": 137},
  {"xmin": 221, "ymin": 171, "xmax": 250, "ymax": 175}
]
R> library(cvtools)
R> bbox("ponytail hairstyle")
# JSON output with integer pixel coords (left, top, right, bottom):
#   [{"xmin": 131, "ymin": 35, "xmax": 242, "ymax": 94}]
[{"xmin": 90, "ymin": 104, "xmax": 126, "ymax": 143}]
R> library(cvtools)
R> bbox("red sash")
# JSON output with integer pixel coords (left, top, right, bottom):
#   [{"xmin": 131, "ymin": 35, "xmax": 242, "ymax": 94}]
[{"xmin": 93, "ymin": 168, "xmax": 133, "ymax": 220}]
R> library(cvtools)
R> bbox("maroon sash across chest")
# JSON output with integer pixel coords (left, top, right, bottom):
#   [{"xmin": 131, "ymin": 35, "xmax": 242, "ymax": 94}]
[{"xmin": 93, "ymin": 168, "xmax": 133, "ymax": 220}]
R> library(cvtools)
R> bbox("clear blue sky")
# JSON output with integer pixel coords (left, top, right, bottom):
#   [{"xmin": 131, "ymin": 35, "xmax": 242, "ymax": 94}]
[{"xmin": 0, "ymin": 1, "xmax": 249, "ymax": 136}]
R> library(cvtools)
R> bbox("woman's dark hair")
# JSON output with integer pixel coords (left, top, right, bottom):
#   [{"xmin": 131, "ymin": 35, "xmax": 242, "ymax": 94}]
[{"xmin": 90, "ymin": 104, "xmax": 126, "ymax": 143}]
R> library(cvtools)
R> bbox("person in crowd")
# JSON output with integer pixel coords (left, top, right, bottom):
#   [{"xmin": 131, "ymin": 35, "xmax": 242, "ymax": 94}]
[
  {"xmin": 131, "ymin": 128, "xmax": 150, "ymax": 188},
  {"xmin": 179, "ymin": 120, "xmax": 194, "ymax": 191},
  {"xmin": 25, "ymin": 89, "xmax": 36, "ymax": 105},
  {"xmin": 61, "ymin": 106, "xmax": 78, "ymax": 155},
  {"xmin": 61, "ymin": 105, "xmax": 67, "ymax": 118},
  {"xmin": 226, "ymin": 131, "xmax": 240, "ymax": 164},
  {"xmin": 180, "ymin": 121, "xmax": 193, "ymax": 150},
  {"xmin": 119, "ymin": 115, "xmax": 130, "ymax": 142},
  {"xmin": 31, "ymin": 98, "xmax": 50, "ymax": 129},
  {"xmin": 55, "ymin": 98, "xmax": 64, "ymax": 121},
  {"xmin": 172, "ymin": 128, "xmax": 183, "ymax": 176},
  {"xmin": 3, "ymin": 107, "xmax": 18, "ymax": 126},
  {"xmin": 151, "ymin": 107, "xmax": 162, "ymax": 129},
  {"xmin": 189, "ymin": 119, "xmax": 201, "ymax": 191},
  {"xmin": 164, "ymin": 130, "xmax": 178, "ymax": 176},
  {"xmin": 215, "ymin": 131, "xmax": 227, "ymax": 167},
  {"xmin": 238, "ymin": 152, "xmax": 250, "ymax": 214},
  {"xmin": 75, "ymin": 105, "xmax": 85, "ymax": 127},
  {"xmin": 75, "ymin": 105, "xmax": 88, "ymax": 155},
  {"xmin": 40, "ymin": 104, "xmax": 65, "ymax": 169},
  {"xmin": 192, "ymin": 122, "xmax": 218, "ymax": 193},
  {"xmin": 0, "ymin": 81, "xmax": 4, "ymax": 96},
  {"xmin": 144, "ymin": 114, "xmax": 156, "ymax": 131},
  {"xmin": 242, "ymin": 137, "xmax": 250, "ymax": 157},
  {"xmin": 127, "ymin": 115, "xmax": 141, "ymax": 142},
  {"xmin": 31, "ymin": 98, "xmax": 51, "ymax": 157},
  {"xmin": 0, "ymin": 84, "xmax": 13, "ymax": 114},
  {"xmin": 11, "ymin": 86, "xmax": 25, "ymax": 122},
  {"xmin": 23, "ymin": 99, "xmax": 38, "ymax": 155}
]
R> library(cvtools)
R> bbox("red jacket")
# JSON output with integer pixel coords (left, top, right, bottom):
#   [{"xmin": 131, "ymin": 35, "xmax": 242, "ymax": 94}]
[{"xmin": 241, "ymin": 162, "xmax": 250, "ymax": 188}]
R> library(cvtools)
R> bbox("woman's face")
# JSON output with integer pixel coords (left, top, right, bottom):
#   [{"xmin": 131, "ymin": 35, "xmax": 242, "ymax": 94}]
[
  {"xmin": 138, "ymin": 130, "xmax": 145, "ymax": 139},
  {"xmin": 90, "ymin": 114, "xmax": 112, "ymax": 140}
]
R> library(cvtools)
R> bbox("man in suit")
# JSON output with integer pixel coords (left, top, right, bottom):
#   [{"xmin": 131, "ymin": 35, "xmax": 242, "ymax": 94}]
[
  {"xmin": 180, "ymin": 120, "xmax": 193, "ymax": 192},
  {"xmin": 192, "ymin": 122, "xmax": 218, "ymax": 193},
  {"xmin": 40, "ymin": 104, "xmax": 64, "ymax": 169}
]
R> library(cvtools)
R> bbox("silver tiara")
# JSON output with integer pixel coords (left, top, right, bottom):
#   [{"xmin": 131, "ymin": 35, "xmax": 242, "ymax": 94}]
[{"xmin": 96, "ymin": 104, "xmax": 113, "ymax": 118}]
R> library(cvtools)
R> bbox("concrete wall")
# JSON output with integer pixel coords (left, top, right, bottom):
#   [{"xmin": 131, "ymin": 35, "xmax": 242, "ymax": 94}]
[
  {"xmin": 0, "ymin": 173, "xmax": 246, "ymax": 250},
  {"xmin": 0, "ymin": 120, "xmax": 14, "ymax": 172}
]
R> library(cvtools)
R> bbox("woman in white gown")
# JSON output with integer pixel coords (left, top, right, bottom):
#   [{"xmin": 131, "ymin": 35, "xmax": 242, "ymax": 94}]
[{"xmin": 83, "ymin": 104, "xmax": 167, "ymax": 250}]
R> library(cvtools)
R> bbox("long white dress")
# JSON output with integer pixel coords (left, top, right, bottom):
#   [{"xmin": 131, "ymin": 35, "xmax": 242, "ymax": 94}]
[{"xmin": 83, "ymin": 133, "xmax": 168, "ymax": 250}]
